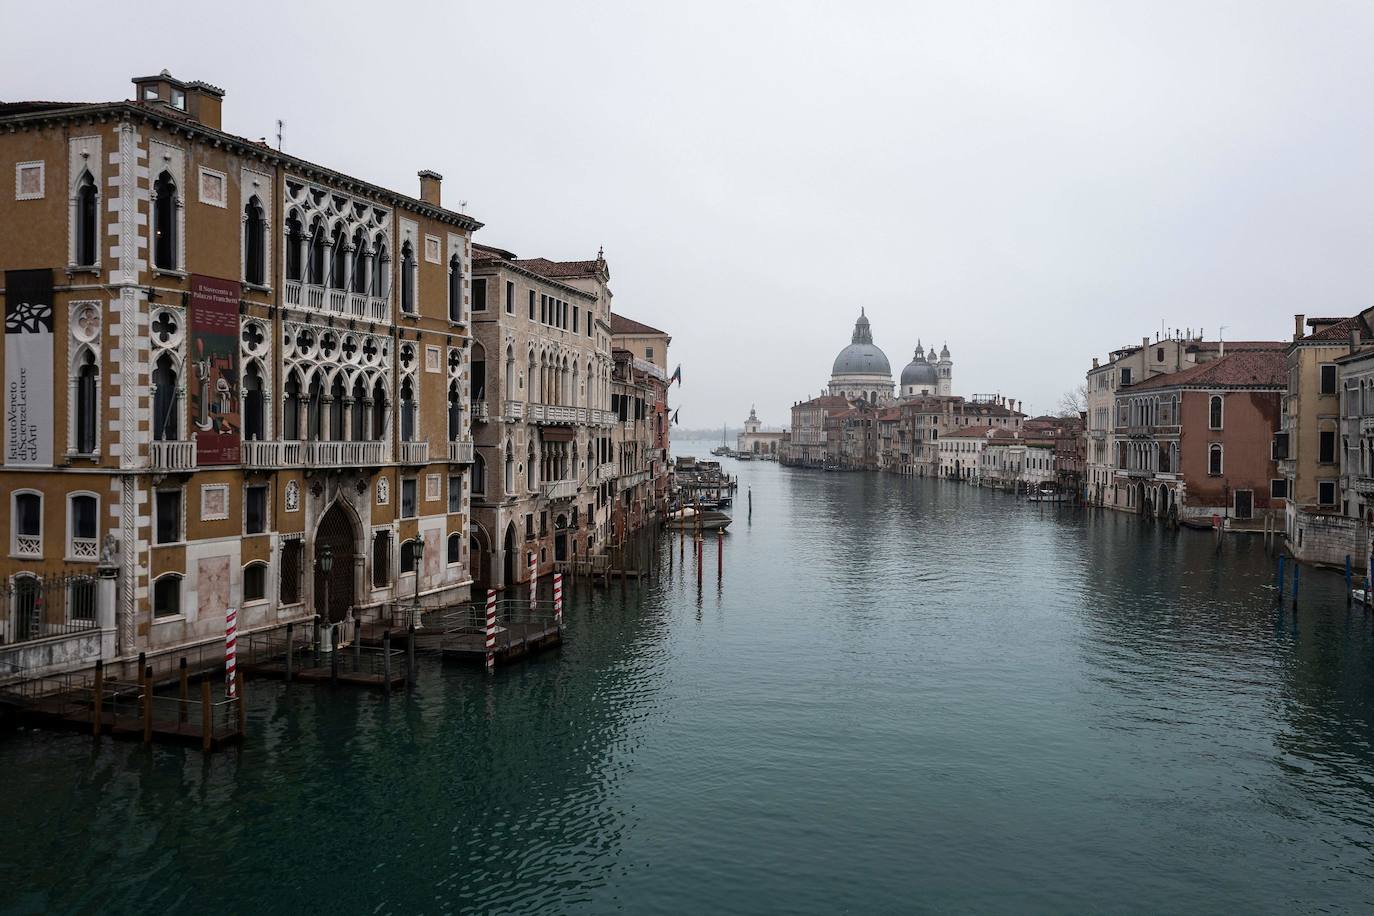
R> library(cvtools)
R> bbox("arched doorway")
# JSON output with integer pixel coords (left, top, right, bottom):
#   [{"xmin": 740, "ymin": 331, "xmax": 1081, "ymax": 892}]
[
  {"xmin": 314, "ymin": 502, "xmax": 357, "ymax": 622},
  {"xmin": 503, "ymin": 523, "xmax": 517, "ymax": 589},
  {"xmin": 554, "ymin": 513, "xmax": 570, "ymax": 562}
]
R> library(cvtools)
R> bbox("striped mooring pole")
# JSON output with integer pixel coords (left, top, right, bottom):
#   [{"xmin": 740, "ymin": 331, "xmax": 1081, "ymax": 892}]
[
  {"xmin": 224, "ymin": 605, "xmax": 239, "ymax": 699},
  {"xmin": 529, "ymin": 551, "xmax": 537, "ymax": 612},
  {"xmin": 554, "ymin": 573, "xmax": 563, "ymax": 627},
  {"xmin": 484, "ymin": 588, "xmax": 497, "ymax": 674}
]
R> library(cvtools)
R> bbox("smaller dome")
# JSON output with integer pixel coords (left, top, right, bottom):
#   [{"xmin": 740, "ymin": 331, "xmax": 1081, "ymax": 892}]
[
  {"xmin": 940, "ymin": 344, "xmax": 950, "ymax": 359},
  {"xmin": 901, "ymin": 349, "xmax": 939, "ymax": 387}
]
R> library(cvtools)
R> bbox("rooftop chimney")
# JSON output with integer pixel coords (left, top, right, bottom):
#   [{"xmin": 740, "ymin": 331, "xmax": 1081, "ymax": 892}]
[
  {"xmin": 1092, "ymin": 357, "xmax": 1099, "ymax": 369},
  {"xmin": 418, "ymin": 170, "xmax": 443, "ymax": 206},
  {"xmin": 1294, "ymin": 313, "xmax": 1306, "ymax": 341},
  {"xmin": 1352, "ymin": 328, "xmax": 1362, "ymax": 352}
]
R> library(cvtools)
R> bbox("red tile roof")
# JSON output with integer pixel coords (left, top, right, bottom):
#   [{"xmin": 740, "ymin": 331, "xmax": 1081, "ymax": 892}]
[
  {"xmin": 1128, "ymin": 350, "xmax": 1287, "ymax": 391},
  {"xmin": 512, "ymin": 257, "xmax": 603, "ymax": 279},
  {"xmin": 1298, "ymin": 316, "xmax": 1360, "ymax": 342},
  {"xmin": 946, "ymin": 425, "xmax": 995, "ymax": 438},
  {"xmin": 611, "ymin": 313, "xmax": 667, "ymax": 336}
]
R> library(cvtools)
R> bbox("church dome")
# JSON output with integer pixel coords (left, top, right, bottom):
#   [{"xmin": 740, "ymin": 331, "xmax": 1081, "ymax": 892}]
[
  {"xmin": 831, "ymin": 310, "xmax": 891, "ymax": 377},
  {"xmin": 901, "ymin": 349, "xmax": 938, "ymax": 387},
  {"xmin": 940, "ymin": 343, "xmax": 950, "ymax": 359}
]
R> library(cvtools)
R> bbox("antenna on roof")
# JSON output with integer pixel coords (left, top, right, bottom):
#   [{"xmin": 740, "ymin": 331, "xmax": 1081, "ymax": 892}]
[
  {"xmin": 459, "ymin": 200, "xmax": 468, "ymax": 211},
  {"xmin": 276, "ymin": 119, "xmax": 284, "ymax": 151}
]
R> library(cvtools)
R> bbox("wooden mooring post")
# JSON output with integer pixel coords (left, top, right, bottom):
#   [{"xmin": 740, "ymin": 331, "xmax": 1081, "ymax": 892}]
[
  {"xmin": 91, "ymin": 660, "xmax": 103, "ymax": 737},
  {"xmin": 200, "ymin": 678, "xmax": 212, "ymax": 752},
  {"xmin": 142, "ymin": 665, "xmax": 153, "ymax": 745},
  {"xmin": 178, "ymin": 658, "xmax": 189, "ymax": 723},
  {"xmin": 236, "ymin": 679, "xmax": 247, "ymax": 736}
]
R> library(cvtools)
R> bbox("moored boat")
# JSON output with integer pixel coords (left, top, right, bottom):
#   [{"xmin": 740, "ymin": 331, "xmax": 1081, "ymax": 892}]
[{"xmin": 665, "ymin": 507, "xmax": 733, "ymax": 531}]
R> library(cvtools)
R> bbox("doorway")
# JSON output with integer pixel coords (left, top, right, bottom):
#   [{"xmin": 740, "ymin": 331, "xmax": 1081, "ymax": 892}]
[{"xmin": 314, "ymin": 502, "xmax": 357, "ymax": 622}]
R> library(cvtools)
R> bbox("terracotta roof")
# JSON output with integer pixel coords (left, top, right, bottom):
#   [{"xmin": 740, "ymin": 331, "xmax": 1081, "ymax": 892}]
[
  {"xmin": 946, "ymin": 425, "xmax": 995, "ymax": 438},
  {"xmin": 611, "ymin": 313, "xmax": 667, "ymax": 336},
  {"xmin": 1188, "ymin": 340, "xmax": 1287, "ymax": 352},
  {"xmin": 1128, "ymin": 350, "xmax": 1287, "ymax": 391},
  {"xmin": 512, "ymin": 257, "xmax": 602, "ymax": 279},
  {"xmin": 472, "ymin": 242, "xmax": 518, "ymax": 261},
  {"xmin": 795, "ymin": 395, "xmax": 851, "ymax": 409},
  {"xmin": 1298, "ymin": 316, "xmax": 1360, "ymax": 342},
  {"xmin": 876, "ymin": 408, "xmax": 902, "ymax": 421}
]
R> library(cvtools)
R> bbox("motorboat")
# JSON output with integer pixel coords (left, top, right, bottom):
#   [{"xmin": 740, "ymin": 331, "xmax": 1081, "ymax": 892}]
[
  {"xmin": 665, "ymin": 507, "xmax": 732, "ymax": 531},
  {"xmin": 736, "ymin": 452, "xmax": 754, "ymax": 461},
  {"xmin": 1027, "ymin": 485, "xmax": 1063, "ymax": 503}
]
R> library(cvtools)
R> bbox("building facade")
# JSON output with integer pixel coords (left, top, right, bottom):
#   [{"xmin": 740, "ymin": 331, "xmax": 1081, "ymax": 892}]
[{"xmin": 0, "ymin": 72, "xmax": 483, "ymax": 673}]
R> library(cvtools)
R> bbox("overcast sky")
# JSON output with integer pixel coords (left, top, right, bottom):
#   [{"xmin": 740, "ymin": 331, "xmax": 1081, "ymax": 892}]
[{"xmin": 8, "ymin": 2, "xmax": 1374, "ymax": 425}]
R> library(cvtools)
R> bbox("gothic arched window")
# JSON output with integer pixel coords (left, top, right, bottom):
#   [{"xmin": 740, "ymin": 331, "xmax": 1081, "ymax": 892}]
[
  {"xmin": 75, "ymin": 171, "xmax": 98, "ymax": 267},
  {"xmin": 152, "ymin": 171, "xmax": 178, "ymax": 270},
  {"xmin": 244, "ymin": 196, "xmax": 266, "ymax": 285}
]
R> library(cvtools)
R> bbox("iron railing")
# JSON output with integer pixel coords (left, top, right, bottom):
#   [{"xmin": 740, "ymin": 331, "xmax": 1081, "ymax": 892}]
[{"xmin": 0, "ymin": 574, "xmax": 99, "ymax": 646}]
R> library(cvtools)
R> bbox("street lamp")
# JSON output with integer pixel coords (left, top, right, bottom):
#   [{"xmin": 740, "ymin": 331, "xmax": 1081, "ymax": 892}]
[
  {"xmin": 411, "ymin": 538, "xmax": 424, "ymax": 630},
  {"xmin": 319, "ymin": 544, "xmax": 333, "ymax": 652}
]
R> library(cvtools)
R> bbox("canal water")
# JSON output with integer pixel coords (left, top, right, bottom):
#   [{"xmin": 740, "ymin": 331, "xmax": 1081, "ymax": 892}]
[{"xmin": 4, "ymin": 443, "xmax": 1374, "ymax": 914}]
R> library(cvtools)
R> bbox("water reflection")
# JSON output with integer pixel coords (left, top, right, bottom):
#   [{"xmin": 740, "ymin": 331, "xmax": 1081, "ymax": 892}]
[{"xmin": 2, "ymin": 444, "xmax": 1374, "ymax": 913}]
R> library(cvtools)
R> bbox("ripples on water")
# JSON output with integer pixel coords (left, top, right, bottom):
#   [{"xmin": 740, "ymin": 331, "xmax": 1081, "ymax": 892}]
[{"xmin": 3, "ymin": 445, "xmax": 1374, "ymax": 914}]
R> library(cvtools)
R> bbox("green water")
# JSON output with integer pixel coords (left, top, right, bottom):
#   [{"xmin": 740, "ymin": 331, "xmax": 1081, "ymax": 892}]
[{"xmin": 4, "ymin": 454, "xmax": 1374, "ymax": 914}]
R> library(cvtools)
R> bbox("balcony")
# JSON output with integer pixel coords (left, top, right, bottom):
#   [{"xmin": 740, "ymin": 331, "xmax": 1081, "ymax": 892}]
[
  {"xmin": 645, "ymin": 447, "xmax": 665, "ymax": 462},
  {"xmin": 620, "ymin": 469, "xmax": 650, "ymax": 489},
  {"xmin": 538, "ymin": 405, "xmax": 578, "ymax": 426},
  {"xmin": 369, "ymin": 297, "xmax": 388, "ymax": 321},
  {"xmin": 1355, "ymin": 476, "xmax": 1374, "ymax": 496},
  {"xmin": 242, "ymin": 440, "xmax": 304, "ymax": 468},
  {"xmin": 399, "ymin": 440, "xmax": 430, "ymax": 465},
  {"xmin": 304, "ymin": 440, "xmax": 387, "ymax": 466},
  {"xmin": 597, "ymin": 461, "xmax": 617, "ymax": 481},
  {"xmin": 472, "ymin": 402, "xmax": 490, "ymax": 422},
  {"xmin": 504, "ymin": 400, "xmax": 525, "ymax": 421},
  {"xmin": 447, "ymin": 439, "xmax": 474, "ymax": 463},
  {"xmin": 541, "ymin": 478, "xmax": 579, "ymax": 501},
  {"xmin": 1362, "ymin": 418, "xmax": 1374, "ymax": 434},
  {"xmin": 327, "ymin": 289, "xmax": 347, "ymax": 314},
  {"xmin": 149, "ymin": 440, "xmax": 196, "ymax": 471},
  {"xmin": 285, "ymin": 279, "xmax": 302, "ymax": 307},
  {"xmin": 526, "ymin": 402, "xmax": 546, "ymax": 422},
  {"xmin": 346, "ymin": 293, "xmax": 369, "ymax": 318},
  {"xmin": 305, "ymin": 284, "xmax": 326, "ymax": 310}
]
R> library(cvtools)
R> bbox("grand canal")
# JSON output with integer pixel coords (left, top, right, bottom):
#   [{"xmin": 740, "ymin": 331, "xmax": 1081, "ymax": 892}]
[{"xmin": 4, "ymin": 446, "xmax": 1374, "ymax": 914}]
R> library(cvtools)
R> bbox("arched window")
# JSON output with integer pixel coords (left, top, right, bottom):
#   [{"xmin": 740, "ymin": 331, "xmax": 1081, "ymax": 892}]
[
  {"xmin": 1209, "ymin": 444, "xmax": 1223, "ymax": 475},
  {"xmin": 372, "ymin": 378, "xmax": 388, "ymax": 441},
  {"xmin": 153, "ymin": 573, "xmax": 182, "ymax": 618},
  {"xmin": 400, "ymin": 539, "xmax": 417, "ymax": 574},
  {"xmin": 308, "ymin": 219, "xmax": 326, "ymax": 286},
  {"xmin": 12, "ymin": 574, "xmax": 40, "ymax": 640},
  {"xmin": 285, "ymin": 210, "xmax": 303, "ymax": 281},
  {"xmin": 506, "ymin": 348, "xmax": 517, "ymax": 400},
  {"xmin": 75, "ymin": 350, "xmax": 97, "ymax": 454},
  {"xmin": 400, "ymin": 377, "xmax": 416, "ymax": 442},
  {"xmin": 306, "ymin": 372, "xmax": 324, "ymax": 440},
  {"xmin": 351, "ymin": 377, "xmax": 366, "ymax": 441},
  {"xmin": 528, "ymin": 351, "xmax": 538, "ymax": 404},
  {"xmin": 14, "ymin": 491, "xmax": 42, "ymax": 556},
  {"xmin": 527, "ymin": 443, "xmax": 537, "ymax": 491},
  {"xmin": 504, "ymin": 444, "xmax": 515, "ymax": 494},
  {"xmin": 69, "ymin": 493, "xmax": 98, "ymax": 559},
  {"xmin": 243, "ymin": 562, "xmax": 267, "ymax": 602},
  {"xmin": 244, "ymin": 362, "xmax": 265, "ymax": 441},
  {"xmin": 244, "ymin": 196, "xmax": 266, "ymax": 285},
  {"xmin": 448, "ymin": 253, "xmax": 463, "ymax": 321},
  {"xmin": 152, "ymin": 353, "xmax": 178, "ymax": 441},
  {"xmin": 351, "ymin": 228, "xmax": 368, "ymax": 294},
  {"xmin": 1209, "ymin": 395, "xmax": 1223, "ymax": 430},
  {"xmin": 372, "ymin": 241, "xmax": 389, "ymax": 299},
  {"xmin": 448, "ymin": 382, "xmax": 462, "ymax": 441},
  {"xmin": 283, "ymin": 371, "xmax": 301, "ymax": 440},
  {"xmin": 329, "ymin": 224, "xmax": 348, "ymax": 289},
  {"xmin": 372, "ymin": 531, "xmax": 391, "ymax": 587},
  {"xmin": 400, "ymin": 241, "xmax": 416, "ymax": 314},
  {"xmin": 470, "ymin": 344, "xmax": 486, "ymax": 402},
  {"xmin": 75, "ymin": 171, "xmax": 98, "ymax": 267},
  {"xmin": 152, "ymin": 170, "xmax": 178, "ymax": 270},
  {"xmin": 330, "ymin": 374, "xmax": 346, "ymax": 441},
  {"xmin": 447, "ymin": 532, "xmax": 461, "ymax": 564},
  {"xmin": 473, "ymin": 451, "xmax": 486, "ymax": 495}
]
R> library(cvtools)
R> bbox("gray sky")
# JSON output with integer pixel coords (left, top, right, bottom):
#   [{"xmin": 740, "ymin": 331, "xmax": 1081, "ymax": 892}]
[{"xmin": 9, "ymin": 2, "xmax": 1374, "ymax": 425}]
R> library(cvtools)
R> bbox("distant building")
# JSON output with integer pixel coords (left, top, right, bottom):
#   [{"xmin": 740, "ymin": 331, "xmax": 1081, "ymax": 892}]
[{"xmin": 736, "ymin": 406, "xmax": 785, "ymax": 457}]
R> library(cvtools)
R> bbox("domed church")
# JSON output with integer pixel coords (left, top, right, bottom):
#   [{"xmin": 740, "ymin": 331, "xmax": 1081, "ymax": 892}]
[
  {"xmin": 829, "ymin": 310, "xmax": 894, "ymax": 404},
  {"xmin": 900, "ymin": 341, "xmax": 953, "ymax": 398}
]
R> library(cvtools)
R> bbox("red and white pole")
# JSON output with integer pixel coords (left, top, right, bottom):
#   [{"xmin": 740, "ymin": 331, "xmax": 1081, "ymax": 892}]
[
  {"xmin": 484, "ymin": 588, "xmax": 497, "ymax": 674},
  {"xmin": 529, "ymin": 551, "xmax": 537, "ymax": 612},
  {"xmin": 553, "ymin": 573, "xmax": 563, "ymax": 626},
  {"xmin": 224, "ymin": 605, "xmax": 239, "ymax": 699}
]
